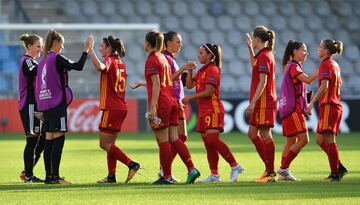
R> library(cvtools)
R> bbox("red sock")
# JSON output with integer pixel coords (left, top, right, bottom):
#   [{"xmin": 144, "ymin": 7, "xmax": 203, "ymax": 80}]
[
  {"xmin": 107, "ymin": 150, "xmax": 117, "ymax": 175},
  {"xmin": 179, "ymin": 134, "xmax": 188, "ymax": 142},
  {"xmin": 207, "ymin": 133, "xmax": 238, "ymax": 167},
  {"xmin": 264, "ymin": 138, "xmax": 275, "ymax": 173},
  {"xmin": 281, "ymin": 150, "xmax": 298, "ymax": 169},
  {"xmin": 201, "ymin": 136, "xmax": 219, "ymax": 175},
  {"xmin": 158, "ymin": 142, "xmax": 172, "ymax": 179},
  {"xmin": 321, "ymin": 142, "xmax": 342, "ymax": 166},
  {"xmin": 171, "ymin": 138, "xmax": 194, "ymax": 172},
  {"xmin": 327, "ymin": 143, "xmax": 339, "ymax": 174},
  {"xmin": 281, "ymin": 156, "xmax": 286, "ymax": 168},
  {"xmin": 109, "ymin": 144, "xmax": 132, "ymax": 166},
  {"xmin": 169, "ymin": 145, "xmax": 178, "ymax": 165},
  {"xmin": 320, "ymin": 143, "xmax": 329, "ymax": 155},
  {"xmin": 251, "ymin": 136, "xmax": 266, "ymax": 164}
]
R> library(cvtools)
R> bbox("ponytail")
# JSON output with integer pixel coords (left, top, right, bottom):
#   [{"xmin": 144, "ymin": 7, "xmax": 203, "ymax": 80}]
[
  {"xmin": 253, "ymin": 25, "xmax": 276, "ymax": 52},
  {"xmin": 323, "ymin": 39, "xmax": 343, "ymax": 55},
  {"xmin": 267, "ymin": 30, "xmax": 275, "ymax": 52},
  {"xmin": 203, "ymin": 43, "xmax": 222, "ymax": 71},
  {"xmin": 20, "ymin": 33, "xmax": 42, "ymax": 50},
  {"xmin": 145, "ymin": 31, "xmax": 164, "ymax": 52},
  {"xmin": 43, "ymin": 29, "xmax": 64, "ymax": 57},
  {"xmin": 104, "ymin": 35, "xmax": 126, "ymax": 58},
  {"xmin": 281, "ymin": 40, "xmax": 304, "ymax": 69}
]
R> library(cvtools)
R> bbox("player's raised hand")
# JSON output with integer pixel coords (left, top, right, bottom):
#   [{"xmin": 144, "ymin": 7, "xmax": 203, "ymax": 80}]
[
  {"xmin": 246, "ymin": 33, "xmax": 253, "ymax": 48},
  {"xmin": 84, "ymin": 35, "xmax": 94, "ymax": 52}
]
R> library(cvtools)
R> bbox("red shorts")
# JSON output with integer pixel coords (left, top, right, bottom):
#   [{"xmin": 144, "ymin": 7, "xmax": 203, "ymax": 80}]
[
  {"xmin": 250, "ymin": 107, "xmax": 277, "ymax": 128},
  {"xmin": 282, "ymin": 111, "xmax": 308, "ymax": 137},
  {"xmin": 99, "ymin": 110, "xmax": 127, "ymax": 134},
  {"xmin": 196, "ymin": 112, "xmax": 224, "ymax": 133},
  {"xmin": 150, "ymin": 104, "xmax": 179, "ymax": 130},
  {"xmin": 178, "ymin": 102, "xmax": 186, "ymax": 120},
  {"xmin": 317, "ymin": 104, "xmax": 342, "ymax": 136}
]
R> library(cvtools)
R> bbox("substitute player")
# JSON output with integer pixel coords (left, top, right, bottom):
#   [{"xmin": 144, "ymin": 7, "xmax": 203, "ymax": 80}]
[
  {"xmin": 88, "ymin": 35, "xmax": 140, "ymax": 184},
  {"xmin": 306, "ymin": 39, "xmax": 348, "ymax": 182},
  {"xmin": 245, "ymin": 26, "xmax": 277, "ymax": 183},
  {"xmin": 35, "ymin": 29, "xmax": 92, "ymax": 184},
  {"xmin": 278, "ymin": 40, "xmax": 317, "ymax": 181},
  {"xmin": 144, "ymin": 31, "xmax": 200, "ymax": 184},
  {"xmin": 18, "ymin": 34, "xmax": 45, "ymax": 183},
  {"xmin": 183, "ymin": 43, "xmax": 243, "ymax": 182}
]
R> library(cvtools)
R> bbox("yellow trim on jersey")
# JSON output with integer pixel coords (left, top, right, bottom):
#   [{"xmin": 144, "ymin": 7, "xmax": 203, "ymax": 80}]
[
  {"xmin": 100, "ymin": 74, "xmax": 107, "ymax": 108},
  {"xmin": 101, "ymin": 110, "xmax": 109, "ymax": 127},
  {"xmin": 212, "ymin": 93, "xmax": 220, "ymax": 114},
  {"xmin": 212, "ymin": 113, "xmax": 219, "ymax": 127},
  {"xmin": 323, "ymin": 105, "xmax": 330, "ymax": 129},
  {"xmin": 292, "ymin": 112, "xmax": 302, "ymax": 132},
  {"xmin": 259, "ymin": 108, "xmax": 265, "ymax": 124}
]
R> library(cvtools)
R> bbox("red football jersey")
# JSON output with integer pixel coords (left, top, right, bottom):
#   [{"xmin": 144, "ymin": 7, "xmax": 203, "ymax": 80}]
[
  {"xmin": 99, "ymin": 54, "xmax": 127, "ymax": 110},
  {"xmin": 145, "ymin": 51, "xmax": 176, "ymax": 109},
  {"xmin": 249, "ymin": 47, "xmax": 277, "ymax": 108},
  {"xmin": 318, "ymin": 57, "xmax": 342, "ymax": 106},
  {"xmin": 193, "ymin": 63, "xmax": 224, "ymax": 117}
]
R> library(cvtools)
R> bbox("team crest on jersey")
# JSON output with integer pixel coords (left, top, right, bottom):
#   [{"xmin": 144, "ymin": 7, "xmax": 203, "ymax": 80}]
[
  {"xmin": 259, "ymin": 65, "xmax": 267, "ymax": 69},
  {"xmin": 321, "ymin": 72, "xmax": 329, "ymax": 76},
  {"xmin": 208, "ymin": 77, "xmax": 216, "ymax": 82},
  {"xmin": 148, "ymin": 67, "xmax": 156, "ymax": 72}
]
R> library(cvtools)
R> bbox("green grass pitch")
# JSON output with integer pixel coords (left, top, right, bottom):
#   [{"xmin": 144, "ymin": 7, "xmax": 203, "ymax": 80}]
[{"xmin": 0, "ymin": 132, "xmax": 359, "ymax": 205}]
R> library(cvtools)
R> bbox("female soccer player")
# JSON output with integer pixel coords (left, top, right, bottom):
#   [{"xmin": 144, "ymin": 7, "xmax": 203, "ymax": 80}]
[
  {"xmin": 183, "ymin": 43, "xmax": 243, "ymax": 183},
  {"xmin": 144, "ymin": 31, "xmax": 200, "ymax": 184},
  {"xmin": 35, "ymin": 29, "xmax": 92, "ymax": 184},
  {"xmin": 87, "ymin": 35, "xmax": 140, "ymax": 184},
  {"xmin": 245, "ymin": 26, "xmax": 277, "ymax": 183},
  {"xmin": 278, "ymin": 40, "xmax": 317, "ymax": 181},
  {"xmin": 306, "ymin": 39, "xmax": 348, "ymax": 182},
  {"xmin": 18, "ymin": 33, "xmax": 45, "ymax": 183}
]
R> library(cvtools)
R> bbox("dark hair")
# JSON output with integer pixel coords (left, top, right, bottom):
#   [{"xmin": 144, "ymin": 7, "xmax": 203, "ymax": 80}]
[
  {"xmin": 322, "ymin": 39, "xmax": 343, "ymax": 55},
  {"xmin": 103, "ymin": 35, "xmax": 126, "ymax": 58},
  {"xmin": 282, "ymin": 40, "xmax": 305, "ymax": 69},
  {"xmin": 145, "ymin": 31, "xmax": 164, "ymax": 52},
  {"xmin": 203, "ymin": 43, "xmax": 222, "ymax": 70},
  {"xmin": 20, "ymin": 34, "xmax": 42, "ymax": 49},
  {"xmin": 43, "ymin": 29, "xmax": 64, "ymax": 57},
  {"xmin": 164, "ymin": 31, "xmax": 179, "ymax": 47},
  {"xmin": 253, "ymin": 25, "xmax": 275, "ymax": 52}
]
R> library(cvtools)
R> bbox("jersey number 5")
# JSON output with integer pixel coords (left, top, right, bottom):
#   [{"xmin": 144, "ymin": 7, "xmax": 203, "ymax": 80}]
[{"xmin": 115, "ymin": 68, "xmax": 126, "ymax": 93}]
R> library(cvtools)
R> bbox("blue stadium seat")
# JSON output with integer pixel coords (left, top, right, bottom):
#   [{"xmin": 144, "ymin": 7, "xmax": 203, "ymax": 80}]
[
  {"xmin": 226, "ymin": 29, "xmax": 242, "ymax": 47},
  {"xmin": 209, "ymin": 1, "xmax": 224, "ymax": 16},
  {"xmin": 228, "ymin": 60, "xmax": 245, "ymax": 77},
  {"xmin": 163, "ymin": 16, "xmax": 180, "ymax": 31},
  {"xmin": 209, "ymin": 31, "xmax": 225, "ymax": 45},
  {"xmin": 279, "ymin": 1, "xmax": 295, "ymax": 16},
  {"xmin": 235, "ymin": 15, "xmax": 251, "ymax": 32},
  {"xmin": 243, "ymin": 1, "xmax": 259, "ymax": 17},
  {"xmin": 118, "ymin": 1, "xmax": 135, "ymax": 17},
  {"xmin": 199, "ymin": 16, "xmax": 216, "ymax": 31},
  {"xmin": 191, "ymin": 31, "xmax": 208, "ymax": 45},
  {"xmin": 296, "ymin": 1, "xmax": 313, "ymax": 17},
  {"xmin": 154, "ymin": 1, "xmax": 170, "ymax": 17},
  {"xmin": 173, "ymin": 1, "xmax": 188, "ymax": 16},
  {"xmin": 221, "ymin": 45, "xmax": 235, "ymax": 61},
  {"xmin": 190, "ymin": 2, "xmax": 207, "ymax": 17},
  {"xmin": 259, "ymin": 1, "xmax": 277, "ymax": 17},
  {"xmin": 136, "ymin": 1, "xmax": 152, "ymax": 17},
  {"xmin": 225, "ymin": 1, "xmax": 241, "ymax": 17},
  {"xmin": 182, "ymin": 16, "xmax": 198, "ymax": 31},
  {"xmin": 217, "ymin": 16, "xmax": 233, "ymax": 31}
]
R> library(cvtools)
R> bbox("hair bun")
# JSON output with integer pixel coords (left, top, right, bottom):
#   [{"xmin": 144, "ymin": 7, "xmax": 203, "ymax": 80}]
[{"xmin": 20, "ymin": 34, "xmax": 30, "ymax": 41}]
